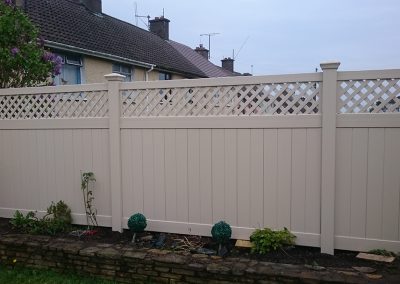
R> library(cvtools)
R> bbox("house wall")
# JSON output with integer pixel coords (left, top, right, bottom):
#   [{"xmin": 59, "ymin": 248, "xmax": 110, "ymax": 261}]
[
  {"xmin": 134, "ymin": 68, "xmax": 146, "ymax": 81},
  {"xmin": 84, "ymin": 56, "xmax": 112, "ymax": 83},
  {"xmin": 172, "ymin": 74, "xmax": 185, "ymax": 80},
  {"xmin": 84, "ymin": 56, "xmax": 187, "ymax": 83}
]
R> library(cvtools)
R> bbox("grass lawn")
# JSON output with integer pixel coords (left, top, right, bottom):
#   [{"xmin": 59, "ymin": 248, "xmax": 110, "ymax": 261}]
[{"xmin": 0, "ymin": 265, "xmax": 115, "ymax": 284}]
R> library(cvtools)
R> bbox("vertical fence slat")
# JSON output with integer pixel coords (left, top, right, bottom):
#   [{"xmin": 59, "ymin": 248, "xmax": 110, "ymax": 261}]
[
  {"xmin": 250, "ymin": 129, "xmax": 264, "ymax": 228},
  {"xmin": 188, "ymin": 129, "xmax": 200, "ymax": 224},
  {"xmin": 54, "ymin": 130, "xmax": 65, "ymax": 203},
  {"xmin": 199, "ymin": 129, "xmax": 212, "ymax": 224},
  {"xmin": 37, "ymin": 130, "xmax": 47, "ymax": 210},
  {"xmin": 305, "ymin": 128, "xmax": 321, "ymax": 235},
  {"xmin": 176, "ymin": 129, "xmax": 188, "ymax": 223},
  {"xmin": 165, "ymin": 129, "xmax": 177, "ymax": 221},
  {"xmin": 143, "ymin": 129, "xmax": 155, "ymax": 219},
  {"xmin": 291, "ymin": 129, "xmax": 307, "ymax": 233},
  {"xmin": 121, "ymin": 130, "xmax": 131, "ymax": 219},
  {"xmin": 237, "ymin": 129, "xmax": 251, "ymax": 227},
  {"xmin": 45, "ymin": 130, "xmax": 56, "ymax": 207},
  {"xmin": 224, "ymin": 129, "xmax": 237, "ymax": 226},
  {"xmin": 366, "ymin": 128, "xmax": 385, "ymax": 239},
  {"xmin": 277, "ymin": 129, "xmax": 292, "ymax": 229},
  {"xmin": 263, "ymin": 129, "xmax": 278, "ymax": 229},
  {"xmin": 153, "ymin": 129, "xmax": 166, "ymax": 221},
  {"xmin": 212, "ymin": 129, "xmax": 225, "ymax": 222},
  {"xmin": 335, "ymin": 128, "xmax": 352, "ymax": 237},
  {"xmin": 382, "ymin": 129, "xmax": 400, "ymax": 240},
  {"xmin": 350, "ymin": 128, "xmax": 368, "ymax": 238},
  {"xmin": 132, "ymin": 130, "xmax": 144, "ymax": 213}
]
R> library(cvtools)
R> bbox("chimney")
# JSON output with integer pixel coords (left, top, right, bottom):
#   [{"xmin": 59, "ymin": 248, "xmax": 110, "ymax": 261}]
[
  {"xmin": 194, "ymin": 44, "xmax": 209, "ymax": 60},
  {"xmin": 149, "ymin": 16, "xmax": 170, "ymax": 40},
  {"xmin": 221, "ymin": 57, "xmax": 234, "ymax": 73},
  {"xmin": 71, "ymin": 0, "xmax": 102, "ymax": 14}
]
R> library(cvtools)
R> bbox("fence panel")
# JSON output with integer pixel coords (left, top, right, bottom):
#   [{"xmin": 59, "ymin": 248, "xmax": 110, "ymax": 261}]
[
  {"xmin": 1, "ymin": 67, "xmax": 400, "ymax": 253},
  {"xmin": 120, "ymin": 126, "xmax": 322, "ymax": 246},
  {"xmin": 334, "ymin": 70, "xmax": 400, "ymax": 252},
  {"xmin": 0, "ymin": 128, "xmax": 111, "ymax": 226},
  {"xmin": 335, "ymin": 127, "xmax": 400, "ymax": 251}
]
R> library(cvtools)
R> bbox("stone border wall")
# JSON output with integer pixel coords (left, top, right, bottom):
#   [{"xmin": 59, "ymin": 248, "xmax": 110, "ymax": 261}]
[{"xmin": 0, "ymin": 234, "xmax": 365, "ymax": 283}]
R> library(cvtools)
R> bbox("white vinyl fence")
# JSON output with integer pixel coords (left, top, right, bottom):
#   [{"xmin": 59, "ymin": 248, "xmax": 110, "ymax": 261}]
[{"xmin": 0, "ymin": 62, "xmax": 399, "ymax": 255}]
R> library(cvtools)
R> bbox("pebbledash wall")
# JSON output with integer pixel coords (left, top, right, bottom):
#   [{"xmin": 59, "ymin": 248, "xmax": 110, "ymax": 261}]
[{"xmin": 0, "ymin": 62, "xmax": 399, "ymax": 255}]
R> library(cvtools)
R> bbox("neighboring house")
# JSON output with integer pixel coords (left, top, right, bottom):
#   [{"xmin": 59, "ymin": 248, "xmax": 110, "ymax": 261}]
[
  {"xmin": 168, "ymin": 42, "xmax": 239, "ymax": 78},
  {"xmin": 15, "ymin": 0, "xmax": 239, "ymax": 85}
]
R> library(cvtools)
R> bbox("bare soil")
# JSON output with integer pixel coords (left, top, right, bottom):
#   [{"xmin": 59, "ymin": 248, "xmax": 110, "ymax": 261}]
[{"xmin": 1, "ymin": 217, "xmax": 399, "ymax": 277}]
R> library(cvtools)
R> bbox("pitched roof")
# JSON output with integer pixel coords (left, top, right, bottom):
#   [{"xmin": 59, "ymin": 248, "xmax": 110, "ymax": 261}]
[
  {"xmin": 23, "ymin": 0, "xmax": 206, "ymax": 78},
  {"xmin": 168, "ymin": 41, "xmax": 238, "ymax": 77}
]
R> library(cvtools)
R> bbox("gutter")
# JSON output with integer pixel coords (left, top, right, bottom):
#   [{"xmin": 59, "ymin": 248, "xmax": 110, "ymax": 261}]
[{"xmin": 44, "ymin": 40, "xmax": 154, "ymax": 69}]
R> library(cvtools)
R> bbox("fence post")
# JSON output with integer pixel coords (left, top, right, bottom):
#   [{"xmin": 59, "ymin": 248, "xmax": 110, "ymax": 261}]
[
  {"xmin": 105, "ymin": 73, "xmax": 125, "ymax": 232},
  {"xmin": 320, "ymin": 61, "xmax": 340, "ymax": 255}
]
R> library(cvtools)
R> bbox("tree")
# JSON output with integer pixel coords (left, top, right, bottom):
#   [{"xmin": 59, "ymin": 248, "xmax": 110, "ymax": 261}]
[{"xmin": 0, "ymin": 0, "xmax": 61, "ymax": 88}]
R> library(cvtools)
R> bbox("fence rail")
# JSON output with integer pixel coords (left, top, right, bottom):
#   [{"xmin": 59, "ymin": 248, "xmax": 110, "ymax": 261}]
[{"xmin": 1, "ymin": 63, "xmax": 400, "ymax": 255}]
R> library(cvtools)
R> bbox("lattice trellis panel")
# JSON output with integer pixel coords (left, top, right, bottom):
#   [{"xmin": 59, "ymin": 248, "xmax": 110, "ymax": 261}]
[
  {"xmin": 0, "ymin": 91, "xmax": 108, "ymax": 119},
  {"xmin": 338, "ymin": 79, "xmax": 400, "ymax": 113},
  {"xmin": 121, "ymin": 82, "xmax": 321, "ymax": 117}
]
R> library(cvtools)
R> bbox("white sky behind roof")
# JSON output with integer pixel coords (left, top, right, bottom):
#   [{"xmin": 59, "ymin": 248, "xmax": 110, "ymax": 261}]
[{"xmin": 102, "ymin": 0, "xmax": 400, "ymax": 75}]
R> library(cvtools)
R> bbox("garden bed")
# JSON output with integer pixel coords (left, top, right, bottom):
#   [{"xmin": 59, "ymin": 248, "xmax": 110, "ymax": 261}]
[{"xmin": 0, "ymin": 218, "xmax": 399, "ymax": 283}]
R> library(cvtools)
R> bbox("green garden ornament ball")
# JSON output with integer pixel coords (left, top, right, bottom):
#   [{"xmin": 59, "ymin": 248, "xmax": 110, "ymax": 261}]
[
  {"xmin": 128, "ymin": 213, "xmax": 147, "ymax": 233},
  {"xmin": 211, "ymin": 221, "xmax": 232, "ymax": 244}
]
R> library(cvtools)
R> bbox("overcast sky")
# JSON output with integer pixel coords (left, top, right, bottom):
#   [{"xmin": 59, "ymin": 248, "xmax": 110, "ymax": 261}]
[{"xmin": 102, "ymin": 0, "xmax": 400, "ymax": 75}]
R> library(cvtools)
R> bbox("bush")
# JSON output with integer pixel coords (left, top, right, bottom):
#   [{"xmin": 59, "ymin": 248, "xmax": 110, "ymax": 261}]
[
  {"xmin": 10, "ymin": 201, "xmax": 72, "ymax": 235},
  {"xmin": 9, "ymin": 210, "xmax": 37, "ymax": 232},
  {"xmin": 250, "ymin": 227, "xmax": 296, "ymax": 254},
  {"xmin": 0, "ymin": 0, "xmax": 60, "ymax": 88},
  {"xmin": 47, "ymin": 200, "xmax": 72, "ymax": 224}
]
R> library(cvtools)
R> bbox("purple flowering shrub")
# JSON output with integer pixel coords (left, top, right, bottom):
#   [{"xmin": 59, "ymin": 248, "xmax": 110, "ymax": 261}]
[{"xmin": 0, "ymin": 0, "xmax": 59, "ymax": 88}]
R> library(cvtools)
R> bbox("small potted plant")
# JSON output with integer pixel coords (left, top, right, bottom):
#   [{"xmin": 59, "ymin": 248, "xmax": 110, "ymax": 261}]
[
  {"xmin": 128, "ymin": 213, "xmax": 147, "ymax": 243},
  {"xmin": 211, "ymin": 221, "xmax": 232, "ymax": 256}
]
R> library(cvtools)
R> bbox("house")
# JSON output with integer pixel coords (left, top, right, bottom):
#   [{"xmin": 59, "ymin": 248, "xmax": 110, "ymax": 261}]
[
  {"xmin": 169, "ymin": 42, "xmax": 240, "ymax": 78},
  {"xmin": 16, "ymin": 0, "xmax": 238, "ymax": 85}
]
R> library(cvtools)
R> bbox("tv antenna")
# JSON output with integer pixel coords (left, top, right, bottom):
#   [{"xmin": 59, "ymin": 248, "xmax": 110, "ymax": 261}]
[
  {"xmin": 234, "ymin": 36, "xmax": 250, "ymax": 60},
  {"xmin": 200, "ymin": 33, "xmax": 220, "ymax": 59},
  {"xmin": 134, "ymin": 2, "xmax": 150, "ymax": 28}
]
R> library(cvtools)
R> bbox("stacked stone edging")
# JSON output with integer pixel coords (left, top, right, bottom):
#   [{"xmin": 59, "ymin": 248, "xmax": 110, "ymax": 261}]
[{"xmin": 0, "ymin": 234, "xmax": 370, "ymax": 283}]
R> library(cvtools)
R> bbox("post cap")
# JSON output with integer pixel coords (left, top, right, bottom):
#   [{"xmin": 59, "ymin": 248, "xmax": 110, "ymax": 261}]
[
  {"xmin": 104, "ymin": 73, "xmax": 126, "ymax": 82},
  {"xmin": 320, "ymin": 61, "xmax": 341, "ymax": 70}
]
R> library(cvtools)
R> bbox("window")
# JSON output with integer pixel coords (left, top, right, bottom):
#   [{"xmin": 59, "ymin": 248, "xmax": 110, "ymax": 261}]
[
  {"xmin": 112, "ymin": 63, "xmax": 132, "ymax": 81},
  {"xmin": 159, "ymin": 72, "xmax": 171, "ymax": 80},
  {"xmin": 53, "ymin": 53, "xmax": 82, "ymax": 85}
]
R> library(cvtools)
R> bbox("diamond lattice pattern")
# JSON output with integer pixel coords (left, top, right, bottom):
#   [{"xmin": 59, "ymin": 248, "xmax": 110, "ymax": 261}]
[
  {"xmin": 121, "ymin": 82, "xmax": 321, "ymax": 117},
  {"xmin": 338, "ymin": 79, "xmax": 400, "ymax": 113},
  {"xmin": 0, "ymin": 91, "xmax": 108, "ymax": 119}
]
